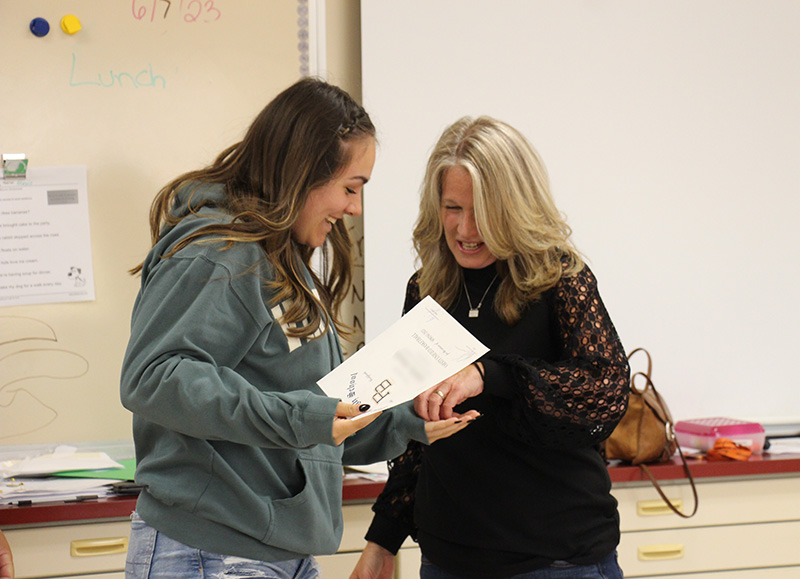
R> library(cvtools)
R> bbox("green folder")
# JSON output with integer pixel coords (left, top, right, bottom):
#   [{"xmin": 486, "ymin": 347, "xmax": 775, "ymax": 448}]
[{"xmin": 53, "ymin": 458, "xmax": 136, "ymax": 481}]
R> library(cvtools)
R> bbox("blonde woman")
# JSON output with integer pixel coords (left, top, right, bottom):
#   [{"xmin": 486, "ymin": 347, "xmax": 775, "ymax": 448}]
[
  {"xmin": 352, "ymin": 117, "xmax": 630, "ymax": 579},
  {"xmin": 120, "ymin": 79, "xmax": 475, "ymax": 579}
]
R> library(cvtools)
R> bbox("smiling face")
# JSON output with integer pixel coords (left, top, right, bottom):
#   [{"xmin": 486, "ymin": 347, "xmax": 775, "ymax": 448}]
[
  {"xmin": 292, "ymin": 137, "xmax": 376, "ymax": 248},
  {"xmin": 440, "ymin": 165, "xmax": 498, "ymax": 269}
]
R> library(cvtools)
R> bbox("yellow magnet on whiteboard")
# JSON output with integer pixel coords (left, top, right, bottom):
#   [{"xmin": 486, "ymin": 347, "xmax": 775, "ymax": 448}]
[{"xmin": 61, "ymin": 14, "xmax": 82, "ymax": 35}]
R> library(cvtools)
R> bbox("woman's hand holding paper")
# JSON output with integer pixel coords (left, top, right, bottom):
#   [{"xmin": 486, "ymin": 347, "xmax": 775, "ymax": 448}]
[{"xmin": 415, "ymin": 363, "xmax": 485, "ymax": 421}]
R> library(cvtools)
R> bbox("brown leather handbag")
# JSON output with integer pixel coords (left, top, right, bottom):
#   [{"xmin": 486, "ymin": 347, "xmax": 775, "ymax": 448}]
[
  {"xmin": 603, "ymin": 348, "xmax": 698, "ymax": 518},
  {"xmin": 604, "ymin": 348, "xmax": 677, "ymax": 464}
]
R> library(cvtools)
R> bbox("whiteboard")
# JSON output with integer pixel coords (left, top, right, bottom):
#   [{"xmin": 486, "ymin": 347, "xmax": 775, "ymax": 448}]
[
  {"xmin": 361, "ymin": 0, "xmax": 800, "ymax": 427},
  {"xmin": 0, "ymin": 0, "xmax": 321, "ymax": 444}
]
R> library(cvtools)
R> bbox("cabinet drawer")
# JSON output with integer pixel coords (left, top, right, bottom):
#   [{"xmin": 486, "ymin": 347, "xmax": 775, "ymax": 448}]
[
  {"xmin": 671, "ymin": 568, "xmax": 800, "ymax": 579},
  {"xmin": 338, "ymin": 504, "xmax": 373, "ymax": 552},
  {"xmin": 5, "ymin": 520, "xmax": 130, "ymax": 579},
  {"xmin": 618, "ymin": 520, "xmax": 800, "ymax": 577},
  {"xmin": 613, "ymin": 476, "xmax": 800, "ymax": 531}
]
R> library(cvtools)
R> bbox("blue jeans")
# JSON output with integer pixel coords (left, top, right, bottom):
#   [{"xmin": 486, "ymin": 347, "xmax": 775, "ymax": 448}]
[
  {"xmin": 125, "ymin": 512, "xmax": 321, "ymax": 579},
  {"xmin": 420, "ymin": 551, "xmax": 624, "ymax": 579}
]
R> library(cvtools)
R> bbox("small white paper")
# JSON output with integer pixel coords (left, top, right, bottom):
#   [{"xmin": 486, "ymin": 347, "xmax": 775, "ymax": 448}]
[
  {"xmin": 765, "ymin": 438, "xmax": 800, "ymax": 455},
  {"xmin": 0, "ymin": 165, "xmax": 95, "ymax": 306},
  {"xmin": 319, "ymin": 296, "xmax": 489, "ymax": 416}
]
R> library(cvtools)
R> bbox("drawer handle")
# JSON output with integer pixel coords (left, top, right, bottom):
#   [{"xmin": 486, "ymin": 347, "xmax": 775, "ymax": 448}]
[
  {"xmin": 637, "ymin": 498, "xmax": 683, "ymax": 516},
  {"xmin": 70, "ymin": 536, "xmax": 129, "ymax": 557},
  {"xmin": 638, "ymin": 543, "xmax": 684, "ymax": 561}
]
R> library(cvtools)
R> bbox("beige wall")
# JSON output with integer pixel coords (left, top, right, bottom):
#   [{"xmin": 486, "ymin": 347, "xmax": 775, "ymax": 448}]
[
  {"xmin": 326, "ymin": 0, "xmax": 366, "ymax": 357},
  {"xmin": 326, "ymin": 0, "xmax": 363, "ymax": 100},
  {"xmin": 0, "ymin": 1, "xmax": 356, "ymax": 445}
]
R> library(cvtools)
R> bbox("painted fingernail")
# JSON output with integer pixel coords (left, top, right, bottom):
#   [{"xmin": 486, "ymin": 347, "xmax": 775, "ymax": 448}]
[{"xmin": 359, "ymin": 404, "xmax": 371, "ymax": 412}]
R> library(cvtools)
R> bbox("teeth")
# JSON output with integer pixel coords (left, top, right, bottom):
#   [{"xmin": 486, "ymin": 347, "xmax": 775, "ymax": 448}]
[
  {"xmin": 327, "ymin": 217, "xmax": 337, "ymax": 225},
  {"xmin": 462, "ymin": 242, "xmax": 481, "ymax": 250}
]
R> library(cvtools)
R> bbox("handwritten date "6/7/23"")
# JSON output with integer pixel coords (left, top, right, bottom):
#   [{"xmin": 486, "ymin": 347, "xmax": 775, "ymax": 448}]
[{"xmin": 132, "ymin": 0, "xmax": 221, "ymax": 23}]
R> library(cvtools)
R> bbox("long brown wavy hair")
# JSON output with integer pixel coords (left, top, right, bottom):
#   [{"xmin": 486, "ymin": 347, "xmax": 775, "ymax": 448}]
[{"xmin": 131, "ymin": 78, "xmax": 375, "ymax": 339}]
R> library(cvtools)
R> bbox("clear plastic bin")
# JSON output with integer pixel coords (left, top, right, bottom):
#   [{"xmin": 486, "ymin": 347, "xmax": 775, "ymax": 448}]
[{"xmin": 674, "ymin": 417, "xmax": 765, "ymax": 453}]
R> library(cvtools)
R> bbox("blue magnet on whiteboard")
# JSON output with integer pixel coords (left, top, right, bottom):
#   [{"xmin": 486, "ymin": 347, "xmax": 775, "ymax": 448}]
[{"xmin": 30, "ymin": 17, "xmax": 51, "ymax": 37}]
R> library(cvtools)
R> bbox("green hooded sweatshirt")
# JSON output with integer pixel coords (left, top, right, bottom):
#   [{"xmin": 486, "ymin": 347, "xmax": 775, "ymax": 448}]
[{"xmin": 120, "ymin": 183, "xmax": 427, "ymax": 560}]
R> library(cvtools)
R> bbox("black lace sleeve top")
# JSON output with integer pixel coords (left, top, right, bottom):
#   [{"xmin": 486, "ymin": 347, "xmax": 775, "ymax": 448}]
[{"xmin": 365, "ymin": 263, "xmax": 630, "ymax": 573}]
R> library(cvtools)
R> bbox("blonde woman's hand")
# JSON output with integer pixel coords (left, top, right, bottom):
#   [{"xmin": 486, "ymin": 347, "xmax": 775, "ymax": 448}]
[
  {"xmin": 415, "ymin": 363, "xmax": 485, "ymax": 421},
  {"xmin": 349, "ymin": 541, "xmax": 395, "ymax": 579},
  {"xmin": 332, "ymin": 402, "xmax": 382, "ymax": 445}
]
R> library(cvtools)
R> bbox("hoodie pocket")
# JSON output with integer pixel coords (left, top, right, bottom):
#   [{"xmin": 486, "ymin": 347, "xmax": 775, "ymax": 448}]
[{"xmin": 263, "ymin": 453, "xmax": 344, "ymax": 555}]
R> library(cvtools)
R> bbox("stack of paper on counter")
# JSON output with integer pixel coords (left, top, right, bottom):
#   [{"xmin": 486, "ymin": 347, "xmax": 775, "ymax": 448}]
[
  {"xmin": 0, "ymin": 445, "xmax": 131, "ymax": 504},
  {"xmin": 319, "ymin": 296, "xmax": 489, "ymax": 417}
]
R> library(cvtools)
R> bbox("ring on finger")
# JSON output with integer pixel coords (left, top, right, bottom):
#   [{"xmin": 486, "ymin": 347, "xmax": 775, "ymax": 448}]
[{"xmin": 434, "ymin": 389, "xmax": 445, "ymax": 400}]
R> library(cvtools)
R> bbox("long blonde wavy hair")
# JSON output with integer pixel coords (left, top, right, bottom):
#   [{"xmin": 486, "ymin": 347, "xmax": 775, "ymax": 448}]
[
  {"xmin": 131, "ymin": 78, "xmax": 374, "ymax": 339},
  {"xmin": 414, "ymin": 116, "xmax": 583, "ymax": 324}
]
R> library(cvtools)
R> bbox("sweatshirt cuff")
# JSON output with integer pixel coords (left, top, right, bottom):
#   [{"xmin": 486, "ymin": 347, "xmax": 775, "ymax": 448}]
[
  {"xmin": 391, "ymin": 401, "xmax": 429, "ymax": 444},
  {"xmin": 365, "ymin": 512, "xmax": 413, "ymax": 555},
  {"xmin": 480, "ymin": 358, "xmax": 517, "ymax": 400},
  {"xmin": 299, "ymin": 392, "xmax": 341, "ymax": 446}
]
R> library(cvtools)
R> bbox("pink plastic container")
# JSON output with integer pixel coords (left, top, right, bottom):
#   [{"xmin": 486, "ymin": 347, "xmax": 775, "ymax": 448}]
[{"xmin": 674, "ymin": 417, "xmax": 766, "ymax": 453}]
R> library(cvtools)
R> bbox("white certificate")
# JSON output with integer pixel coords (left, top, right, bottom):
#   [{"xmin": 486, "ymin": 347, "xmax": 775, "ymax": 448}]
[
  {"xmin": 0, "ymin": 166, "xmax": 95, "ymax": 306},
  {"xmin": 319, "ymin": 295, "xmax": 489, "ymax": 416}
]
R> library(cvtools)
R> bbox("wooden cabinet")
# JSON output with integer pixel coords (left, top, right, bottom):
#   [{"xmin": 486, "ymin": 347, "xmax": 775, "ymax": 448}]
[
  {"xmin": 613, "ymin": 475, "xmax": 800, "ymax": 577},
  {"xmin": 388, "ymin": 475, "xmax": 800, "ymax": 578},
  {"xmin": 380, "ymin": 475, "xmax": 800, "ymax": 579},
  {"xmin": 3, "ymin": 457, "xmax": 800, "ymax": 578},
  {"xmin": 4, "ymin": 521, "xmax": 129, "ymax": 579},
  {"xmin": 331, "ymin": 471, "xmax": 800, "ymax": 578},
  {"xmin": 2, "ymin": 505, "xmax": 400, "ymax": 579}
]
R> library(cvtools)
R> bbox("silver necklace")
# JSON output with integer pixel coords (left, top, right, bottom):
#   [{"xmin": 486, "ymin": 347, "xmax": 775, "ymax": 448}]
[{"xmin": 463, "ymin": 273, "xmax": 499, "ymax": 318}]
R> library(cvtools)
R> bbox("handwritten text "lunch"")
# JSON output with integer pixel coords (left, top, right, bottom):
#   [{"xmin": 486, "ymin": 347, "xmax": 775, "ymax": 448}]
[{"xmin": 69, "ymin": 53, "xmax": 166, "ymax": 89}]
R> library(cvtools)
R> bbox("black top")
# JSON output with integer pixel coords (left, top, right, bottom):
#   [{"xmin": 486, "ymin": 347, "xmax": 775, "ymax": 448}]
[{"xmin": 365, "ymin": 263, "xmax": 630, "ymax": 578}]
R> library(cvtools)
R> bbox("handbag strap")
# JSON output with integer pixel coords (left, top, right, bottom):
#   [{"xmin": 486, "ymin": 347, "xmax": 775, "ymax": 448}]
[
  {"xmin": 628, "ymin": 347, "xmax": 697, "ymax": 517},
  {"xmin": 639, "ymin": 444, "xmax": 699, "ymax": 518},
  {"xmin": 628, "ymin": 347, "xmax": 653, "ymax": 380},
  {"xmin": 634, "ymin": 370, "xmax": 675, "ymax": 427}
]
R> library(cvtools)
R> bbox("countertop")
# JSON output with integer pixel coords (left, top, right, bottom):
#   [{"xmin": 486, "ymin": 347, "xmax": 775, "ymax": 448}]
[{"xmin": 3, "ymin": 452, "xmax": 800, "ymax": 528}]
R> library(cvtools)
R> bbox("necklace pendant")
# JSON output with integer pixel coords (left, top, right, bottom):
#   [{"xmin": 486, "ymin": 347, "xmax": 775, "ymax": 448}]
[{"xmin": 463, "ymin": 272, "xmax": 498, "ymax": 320}]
